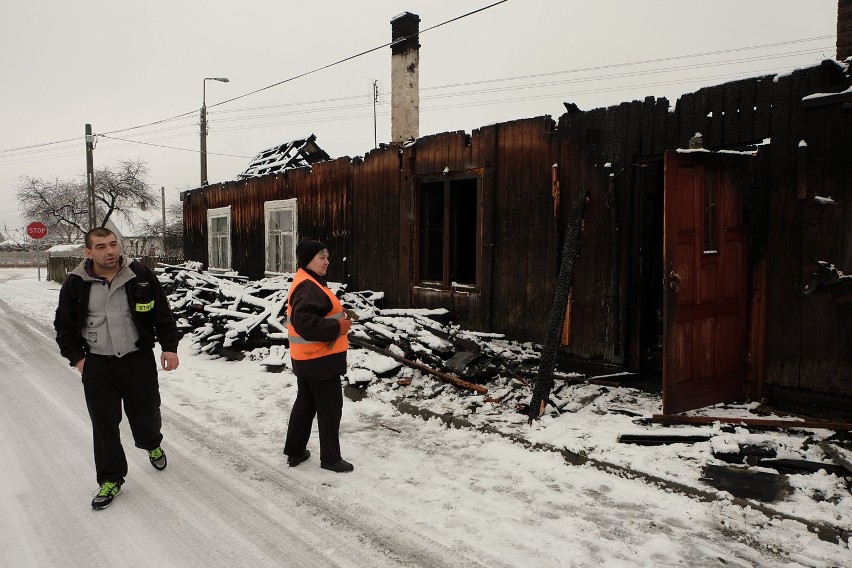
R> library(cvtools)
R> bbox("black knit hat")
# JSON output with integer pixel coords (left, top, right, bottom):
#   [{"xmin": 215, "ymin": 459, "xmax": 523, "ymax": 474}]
[{"xmin": 296, "ymin": 239, "xmax": 328, "ymax": 269}]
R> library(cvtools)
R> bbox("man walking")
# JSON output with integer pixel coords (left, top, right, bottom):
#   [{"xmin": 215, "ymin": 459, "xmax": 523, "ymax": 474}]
[{"xmin": 54, "ymin": 227, "xmax": 180, "ymax": 509}]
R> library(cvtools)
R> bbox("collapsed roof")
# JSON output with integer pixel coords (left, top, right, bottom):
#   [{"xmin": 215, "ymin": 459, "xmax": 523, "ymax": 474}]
[{"xmin": 237, "ymin": 135, "xmax": 330, "ymax": 179}]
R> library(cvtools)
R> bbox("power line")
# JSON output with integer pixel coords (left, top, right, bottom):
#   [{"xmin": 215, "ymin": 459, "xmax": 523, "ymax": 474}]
[
  {"xmin": 423, "ymin": 48, "xmax": 832, "ymax": 100},
  {"xmin": 204, "ymin": 45, "xmax": 830, "ymax": 127},
  {"xmin": 200, "ymin": 64, "xmax": 799, "ymax": 135},
  {"xmin": 0, "ymin": 33, "xmax": 833, "ymax": 164},
  {"xmin": 95, "ymin": 1, "xmax": 509, "ymax": 139},
  {"xmin": 426, "ymin": 35, "xmax": 835, "ymax": 91},
  {"xmin": 199, "ymin": 38, "xmax": 832, "ymax": 119},
  {"xmin": 0, "ymin": 1, "xmax": 510, "ymax": 160},
  {"xmin": 188, "ymin": 46, "xmax": 833, "ymax": 134},
  {"xmin": 98, "ymin": 135, "xmax": 253, "ymax": 159},
  {"xmin": 0, "ymin": 136, "xmax": 83, "ymax": 155},
  {"xmin": 421, "ymin": 66, "xmax": 793, "ymax": 113}
]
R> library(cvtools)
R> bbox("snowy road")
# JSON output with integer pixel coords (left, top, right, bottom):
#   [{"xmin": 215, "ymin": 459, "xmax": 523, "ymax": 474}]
[
  {"xmin": 0, "ymin": 293, "xmax": 469, "ymax": 568},
  {"xmin": 0, "ymin": 268, "xmax": 847, "ymax": 567}
]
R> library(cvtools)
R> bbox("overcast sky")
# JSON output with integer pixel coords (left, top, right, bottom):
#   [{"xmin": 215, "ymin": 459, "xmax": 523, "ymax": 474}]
[{"xmin": 0, "ymin": 0, "xmax": 839, "ymax": 234}]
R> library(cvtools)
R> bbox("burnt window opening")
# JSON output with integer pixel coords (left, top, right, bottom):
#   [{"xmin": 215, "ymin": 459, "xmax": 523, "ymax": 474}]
[
  {"xmin": 418, "ymin": 177, "xmax": 479, "ymax": 287},
  {"xmin": 703, "ymin": 167, "xmax": 719, "ymax": 254}
]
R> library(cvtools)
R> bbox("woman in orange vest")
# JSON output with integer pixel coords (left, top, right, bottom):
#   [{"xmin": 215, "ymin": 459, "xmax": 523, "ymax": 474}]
[{"xmin": 283, "ymin": 239, "xmax": 354, "ymax": 472}]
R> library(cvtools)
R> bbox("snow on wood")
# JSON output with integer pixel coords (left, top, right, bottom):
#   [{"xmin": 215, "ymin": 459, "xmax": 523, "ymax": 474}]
[
  {"xmin": 813, "ymin": 195, "xmax": 837, "ymax": 205},
  {"xmin": 158, "ymin": 264, "xmax": 540, "ymax": 397}
]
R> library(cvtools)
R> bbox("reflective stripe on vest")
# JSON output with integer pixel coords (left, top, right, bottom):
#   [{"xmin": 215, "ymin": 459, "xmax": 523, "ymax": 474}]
[{"xmin": 287, "ymin": 269, "xmax": 348, "ymax": 360}]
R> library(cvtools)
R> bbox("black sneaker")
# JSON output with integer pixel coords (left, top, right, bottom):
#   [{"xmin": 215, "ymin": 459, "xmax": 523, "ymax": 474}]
[
  {"xmin": 287, "ymin": 450, "xmax": 310, "ymax": 467},
  {"xmin": 91, "ymin": 481, "xmax": 122, "ymax": 510},
  {"xmin": 148, "ymin": 447, "xmax": 167, "ymax": 471},
  {"xmin": 321, "ymin": 459, "xmax": 354, "ymax": 473}
]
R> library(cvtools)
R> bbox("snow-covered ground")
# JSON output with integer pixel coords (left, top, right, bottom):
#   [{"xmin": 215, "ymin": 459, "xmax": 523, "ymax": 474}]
[{"xmin": 0, "ymin": 267, "xmax": 849, "ymax": 567}]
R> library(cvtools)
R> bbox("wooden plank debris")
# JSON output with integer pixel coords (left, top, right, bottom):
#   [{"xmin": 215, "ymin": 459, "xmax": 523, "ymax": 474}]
[
  {"xmin": 756, "ymin": 458, "xmax": 848, "ymax": 477},
  {"xmin": 528, "ymin": 189, "xmax": 588, "ymax": 421},
  {"xmin": 617, "ymin": 433, "xmax": 711, "ymax": 446},
  {"xmin": 350, "ymin": 337, "xmax": 488, "ymax": 394},
  {"xmin": 159, "ymin": 264, "xmax": 658, "ymax": 405},
  {"xmin": 713, "ymin": 444, "xmax": 777, "ymax": 465},
  {"xmin": 701, "ymin": 464, "xmax": 791, "ymax": 502},
  {"xmin": 158, "ymin": 264, "xmax": 542, "ymax": 393},
  {"xmin": 652, "ymin": 414, "xmax": 852, "ymax": 431},
  {"xmin": 819, "ymin": 440, "xmax": 852, "ymax": 476}
]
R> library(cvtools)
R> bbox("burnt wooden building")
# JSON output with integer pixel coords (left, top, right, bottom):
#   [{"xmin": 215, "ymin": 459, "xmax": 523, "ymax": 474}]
[{"xmin": 183, "ymin": 59, "xmax": 852, "ymax": 416}]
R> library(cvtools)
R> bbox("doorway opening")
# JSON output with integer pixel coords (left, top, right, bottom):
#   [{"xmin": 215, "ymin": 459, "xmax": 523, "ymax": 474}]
[{"xmin": 634, "ymin": 160, "xmax": 665, "ymax": 381}]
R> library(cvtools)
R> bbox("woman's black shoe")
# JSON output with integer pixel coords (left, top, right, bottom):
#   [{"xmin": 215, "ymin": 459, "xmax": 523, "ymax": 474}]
[
  {"xmin": 321, "ymin": 459, "xmax": 354, "ymax": 473},
  {"xmin": 287, "ymin": 450, "xmax": 310, "ymax": 467}
]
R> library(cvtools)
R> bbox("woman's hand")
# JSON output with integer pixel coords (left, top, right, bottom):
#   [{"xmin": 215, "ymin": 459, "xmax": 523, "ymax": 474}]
[{"xmin": 339, "ymin": 318, "xmax": 352, "ymax": 335}]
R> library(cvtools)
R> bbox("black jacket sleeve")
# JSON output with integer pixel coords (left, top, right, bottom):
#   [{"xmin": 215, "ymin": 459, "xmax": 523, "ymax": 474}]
[
  {"xmin": 289, "ymin": 280, "xmax": 341, "ymax": 342},
  {"xmin": 54, "ymin": 275, "xmax": 87, "ymax": 366}
]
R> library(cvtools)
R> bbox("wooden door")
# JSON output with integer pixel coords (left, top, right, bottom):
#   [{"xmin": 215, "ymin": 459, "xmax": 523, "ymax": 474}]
[{"xmin": 662, "ymin": 151, "xmax": 751, "ymax": 414}]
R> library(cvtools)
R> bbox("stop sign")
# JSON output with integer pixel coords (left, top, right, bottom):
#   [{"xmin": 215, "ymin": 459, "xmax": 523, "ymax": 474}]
[{"xmin": 27, "ymin": 221, "xmax": 48, "ymax": 239}]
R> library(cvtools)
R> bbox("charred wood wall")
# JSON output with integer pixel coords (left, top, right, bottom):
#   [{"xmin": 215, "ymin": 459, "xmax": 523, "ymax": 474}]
[
  {"xmin": 486, "ymin": 119, "xmax": 561, "ymax": 343},
  {"xmin": 183, "ymin": 63, "xmax": 851, "ymax": 397},
  {"xmin": 761, "ymin": 66, "xmax": 852, "ymax": 398},
  {"xmin": 350, "ymin": 148, "xmax": 403, "ymax": 304},
  {"xmin": 404, "ymin": 121, "xmax": 560, "ymax": 339},
  {"xmin": 407, "ymin": 130, "xmax": 483, "ymax": 321},
  {"xmin": 554, "ymin": 65, "xmax": 851, "ymax": 394}
]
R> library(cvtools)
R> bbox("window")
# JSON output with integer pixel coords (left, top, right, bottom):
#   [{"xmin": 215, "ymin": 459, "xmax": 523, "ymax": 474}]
[
  {"xmin": 207, "ymin": 206, "xmax": 231, "ymax": 270},
  {"xmin": 418, "ymin": 177, "xmax": 478, "ymax": 287},
  {"xmin": 264, "ymin": 199, "xmax": 298, "ymax": 274}
]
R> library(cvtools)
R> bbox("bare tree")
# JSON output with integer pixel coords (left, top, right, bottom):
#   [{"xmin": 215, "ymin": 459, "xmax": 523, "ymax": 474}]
[
  {"xmin": 15, "ymin": 177, "xmax": 88, "ymax": 243},
  {"xmin": 15, "ymin": 159, "xmax": 157, "ymax": 242},
  {"xmin": 94, "ymin": 159, "xmax": 156, "ymax": 228}
]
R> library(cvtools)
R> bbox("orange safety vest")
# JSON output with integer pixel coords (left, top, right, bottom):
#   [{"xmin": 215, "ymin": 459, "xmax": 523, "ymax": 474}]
[{"xmin": 287, "ymin": 269, "xmax": 348, "ymax": 361}]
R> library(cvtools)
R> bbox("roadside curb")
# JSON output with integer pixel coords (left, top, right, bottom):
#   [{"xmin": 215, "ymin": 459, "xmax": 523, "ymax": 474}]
[{"xmin": 348, "ymin": 387, "xmax": 849, "ymax": 547}]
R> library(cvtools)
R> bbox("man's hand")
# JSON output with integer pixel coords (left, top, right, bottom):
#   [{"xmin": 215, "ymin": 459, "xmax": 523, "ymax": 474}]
[
  {"xmin": 74, "ymin": 358, "xmax": 85, "ymax": 374},
  {"xmin": 161, "ymin": 351, "xmax": 180, "ymax": 371}
]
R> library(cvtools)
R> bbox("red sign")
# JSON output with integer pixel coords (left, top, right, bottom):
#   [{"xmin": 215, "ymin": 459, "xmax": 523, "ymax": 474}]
[{"xmin": 27, "ymin": 222, "xmax": 48, "ymax": 239}]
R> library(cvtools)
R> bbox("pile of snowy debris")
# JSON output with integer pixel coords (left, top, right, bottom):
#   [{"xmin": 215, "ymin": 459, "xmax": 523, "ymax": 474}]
[
  {"xmin": 156, "ymin": 264, "xmax": 661, "ymax": 431},
  {"xmin": 157, "ymin": 263, "xmax": 568, "ymax": 415}
]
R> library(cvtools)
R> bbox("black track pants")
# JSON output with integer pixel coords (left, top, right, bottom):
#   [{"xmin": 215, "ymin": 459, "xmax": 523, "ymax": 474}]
[
  {"xmin": 82, "ymin": 350, "xmax": 162, "ymax": 484},
  {"xmin": 283, "ymin": 374, "xmax": 343, "ymax": 464}
]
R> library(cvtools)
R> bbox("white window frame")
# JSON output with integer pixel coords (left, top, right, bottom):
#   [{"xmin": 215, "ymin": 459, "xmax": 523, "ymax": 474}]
[
  {"xmin": 207, "ymin": 205, "xmax": 232, "ymax": 271},
  {"xmin": 264, "ymin": 198, "xmax": 299, "ymax": 275}
]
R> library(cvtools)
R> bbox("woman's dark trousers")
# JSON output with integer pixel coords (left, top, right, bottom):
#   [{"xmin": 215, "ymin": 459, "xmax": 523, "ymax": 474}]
[{"xmin": 284, "ymin": 375, "xmax": 343, "ymax": 464}]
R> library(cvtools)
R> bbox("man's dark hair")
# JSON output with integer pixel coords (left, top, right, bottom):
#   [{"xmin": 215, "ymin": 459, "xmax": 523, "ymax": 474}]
[{"xmin": 85, "ymin": 227, "xmax": 116, "ymax": 249}]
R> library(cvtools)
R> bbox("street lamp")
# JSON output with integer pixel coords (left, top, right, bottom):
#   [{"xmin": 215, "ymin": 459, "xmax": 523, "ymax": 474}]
[{"xmin": 200, "ymin": 77, "xmax": 229, "ymax": 187}]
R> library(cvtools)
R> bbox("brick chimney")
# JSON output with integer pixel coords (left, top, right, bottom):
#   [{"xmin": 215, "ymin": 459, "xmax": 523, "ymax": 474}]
[
  {"xmin": 839, "ymin": 0, "xmax": 852, "ymax": 61},
  {"xmin": 390, "ymin": 12, "xmax": 420, "ymax": 143}
]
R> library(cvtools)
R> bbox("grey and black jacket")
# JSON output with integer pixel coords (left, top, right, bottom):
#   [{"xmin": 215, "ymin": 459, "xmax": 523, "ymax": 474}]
[{"xmin": 54, "ymin": 257, "xmax": 180, "ymax": 367}]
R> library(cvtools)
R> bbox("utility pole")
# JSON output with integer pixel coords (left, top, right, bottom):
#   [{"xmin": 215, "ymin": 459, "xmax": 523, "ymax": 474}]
[
  {"xmin": 200, "ymin": 102, "xmax": 208, "ymax": 187},
  {"xmin": 201, "ymin": 77, "xmax": 229, "ymax": 187},
  {"xmin": 85, "ymin": 124, "xmax": 96, "ymax": 229},
  {"xmin": 373, "ymin": 80, "xmax": 379, "ymax": 149},
  {"xmin": 161, "ymin": 186, "xmax": 167, "ymax": 256}
]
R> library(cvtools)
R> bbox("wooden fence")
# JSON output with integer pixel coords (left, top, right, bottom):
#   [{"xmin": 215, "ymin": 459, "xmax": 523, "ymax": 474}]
[
  {"xmin": 47, "ymin": 256, "xmax": 185, "ymax": 283},
  {"xmin": 0, "ymin": 251, "xmax": 48, "ymax": 267}
]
